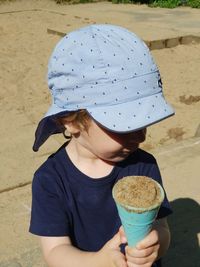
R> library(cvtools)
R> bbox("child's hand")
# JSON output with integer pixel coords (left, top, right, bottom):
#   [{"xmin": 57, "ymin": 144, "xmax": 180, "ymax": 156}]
[
  {"xmin": 98, "ymin": 226, "xmax": 128, "ymax": 267},
  {"xmin": 125, "ymin": 229, "xmax": 160, "ymax": 267}
]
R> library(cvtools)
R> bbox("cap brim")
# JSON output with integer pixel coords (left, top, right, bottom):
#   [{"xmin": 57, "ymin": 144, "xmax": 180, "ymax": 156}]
[
  {"xmin": 33, "ymin": 91, "xmax": 174, "ymax": 151},
  {"xmin": 87, "ymin": 91, "xmax": 174, "ymax": 133},
  {"xmin": 32, "ymin": 110, "xmax": 70, "ymax": 152}
]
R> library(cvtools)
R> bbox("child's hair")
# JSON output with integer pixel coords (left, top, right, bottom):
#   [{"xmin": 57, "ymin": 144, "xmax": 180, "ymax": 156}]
[{"xmin": 55, "ymin": 110, "xmax": 91, "ymax": 138}]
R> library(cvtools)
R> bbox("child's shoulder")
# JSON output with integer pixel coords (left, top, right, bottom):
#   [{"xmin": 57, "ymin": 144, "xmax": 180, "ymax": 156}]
[{"xmin": 33, "ymin": 142, "xmax": 67, "ymax": 182}]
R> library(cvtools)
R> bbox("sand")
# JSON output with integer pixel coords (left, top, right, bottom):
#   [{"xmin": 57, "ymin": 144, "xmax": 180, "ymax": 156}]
[
  {"xmin": 0, "ymin": 0, "xmax": 200, "ymax": 265},
  {"xmin": 0, "ymin": 1, "xmax": 199, "ymax": 155},
  {"xmin": 1, "ymin": 0, "xmax": 200, "ymax": 193},
  {"xmin": 113, "ymin": 176, "xmax": 162, "ymax": 209}
]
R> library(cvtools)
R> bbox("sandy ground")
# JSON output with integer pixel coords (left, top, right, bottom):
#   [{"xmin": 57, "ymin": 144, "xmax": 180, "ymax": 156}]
[
  {"xmin": 1, "ymin": 1, "xmax": 200, "ymax": 147},
  {"xmin": 0, "ymin": 0, "xmax": 200, "ymax": 265},
  {"xmin": 1, "ymin": 0, "xmax": 200, "ymax": 191}
]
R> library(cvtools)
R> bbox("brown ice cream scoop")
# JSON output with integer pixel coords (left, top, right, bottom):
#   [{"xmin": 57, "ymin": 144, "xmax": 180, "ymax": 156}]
[{"xmin": 113, "ymin": 176, "xmax": 163, "ymax": 209}]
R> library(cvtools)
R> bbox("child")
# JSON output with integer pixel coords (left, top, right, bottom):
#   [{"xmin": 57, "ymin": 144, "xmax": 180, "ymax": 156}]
[{"xmin": 30, "ymin": 24, "xmax": 174, "ymax": 267}]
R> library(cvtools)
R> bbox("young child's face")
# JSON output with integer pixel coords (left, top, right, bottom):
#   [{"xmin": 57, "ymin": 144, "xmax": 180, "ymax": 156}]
[{"xmin": 71, "ymin": 119, "xmax": 146, "ymax": 163}]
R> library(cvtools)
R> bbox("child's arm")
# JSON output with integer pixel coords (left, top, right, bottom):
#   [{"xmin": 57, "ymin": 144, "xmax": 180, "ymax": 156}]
[
  {"xmin": 125, "ymin": 218, "xmax": 170, "ymax": 266},
  {"xmin": 40, "ymin": 227, "xmax": 127, "ymax": 267}
]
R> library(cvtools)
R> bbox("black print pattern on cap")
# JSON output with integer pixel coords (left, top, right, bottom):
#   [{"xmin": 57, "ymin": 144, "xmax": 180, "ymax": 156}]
[{"xmin": 33, "ymin": 24, "xmax": 174, "ymax": 151}]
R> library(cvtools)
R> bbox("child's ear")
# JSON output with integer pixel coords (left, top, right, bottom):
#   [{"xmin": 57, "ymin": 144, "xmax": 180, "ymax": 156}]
[{"xmin": 63, "ymin": 121, "xmax": 80, "ymax": 135}]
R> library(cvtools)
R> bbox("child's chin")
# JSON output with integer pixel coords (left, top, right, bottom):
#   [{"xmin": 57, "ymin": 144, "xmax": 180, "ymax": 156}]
[{"xmin": 105, "ymin": 153, "xmax": 134, "ymax": 163}]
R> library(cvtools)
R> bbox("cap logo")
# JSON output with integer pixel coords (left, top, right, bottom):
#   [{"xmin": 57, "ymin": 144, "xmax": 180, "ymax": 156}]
[{"xmin": 158, "ymin": 77, "xmax": 162, "ymax": 89}]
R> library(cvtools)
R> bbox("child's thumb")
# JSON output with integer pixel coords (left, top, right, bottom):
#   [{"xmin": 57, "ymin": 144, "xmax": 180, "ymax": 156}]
[
  {"xmin": 107, "ymin": 231, "xmax": 122, "ymax": 250},
  {"xmin": 119, "ymin": 226, "xmax": 127, "ymax": 244}
]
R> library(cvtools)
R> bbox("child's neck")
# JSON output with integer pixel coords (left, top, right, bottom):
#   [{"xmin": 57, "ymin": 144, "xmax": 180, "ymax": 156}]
[{"xmin": 66, "ymin": 139, "xmax": 115, "ymax": 179}]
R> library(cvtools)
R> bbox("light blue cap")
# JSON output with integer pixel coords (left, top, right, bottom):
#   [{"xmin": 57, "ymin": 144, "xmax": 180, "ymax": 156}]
[{"xmin": 33, "ymin": 24, "xmax": 174, "ymax": 151}]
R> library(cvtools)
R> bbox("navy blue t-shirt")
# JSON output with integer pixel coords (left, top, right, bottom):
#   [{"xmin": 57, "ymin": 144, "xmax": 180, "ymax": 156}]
[{"xmin": 30, "ymin": 143, "xmax": 172, "ymax": 267}]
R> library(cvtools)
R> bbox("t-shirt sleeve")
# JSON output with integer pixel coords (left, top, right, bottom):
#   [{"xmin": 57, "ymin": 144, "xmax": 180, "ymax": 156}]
[
  {"xmin": 148, "ymin": 162, "xmax": 172, "ymax": 219},
  {"xmin": 29, "ymin": 169, "xmax": 71, "ymax": 236}
]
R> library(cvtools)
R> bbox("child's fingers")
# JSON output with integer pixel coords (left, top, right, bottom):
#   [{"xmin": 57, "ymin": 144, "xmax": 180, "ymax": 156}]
[
  {"xmin": 119, "ymin": 226, "xmax": 127, "ymax": 244},
  {"xmin": 136, "ymin": 229, "xmax": 159, "ymax": 250},
  {"xmin": 114, "ymin": 254, "xmax": 128, "ymax": 267},
  {"xmin": 126, "ymin": 248, "xmax": 159, "ymax": 266},
  {"xmin": 125, "ymin": 245, "xmax": 156, "ymax": 258},
  {"xmin": 106, "ymin": 231, "xmax": 122, "ymax": 250},
  {"xmin": 127, "ymin": 260, "xmax": 154, "ymax": 267}
]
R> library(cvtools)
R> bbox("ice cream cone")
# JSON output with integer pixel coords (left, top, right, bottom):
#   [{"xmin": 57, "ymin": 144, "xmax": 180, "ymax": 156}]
[{"xmin": 112, "ymin": 176, "xmax": 164, "ymax": 247}]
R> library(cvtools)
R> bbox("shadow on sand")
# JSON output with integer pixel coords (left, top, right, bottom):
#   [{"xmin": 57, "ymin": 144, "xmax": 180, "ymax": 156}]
[{"xmin": 163, "ymin": 198, "xmax": 200, "ymax": 267}]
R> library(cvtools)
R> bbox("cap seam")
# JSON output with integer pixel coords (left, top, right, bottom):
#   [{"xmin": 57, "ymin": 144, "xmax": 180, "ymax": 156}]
[
  {"xmin": 89, "ymin": 69, "xmax": 159, "ymax": 86},
  {"xmin": 51, "ymin": 69, "xmax": 159, "ymax": 91},
  {"xmin": 86, "ymin": 90, "xmax": 162, "ymax": 110},
  {"xmin": 90, "ymin": 26, "xmax": 106, "ymax": 67}
]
